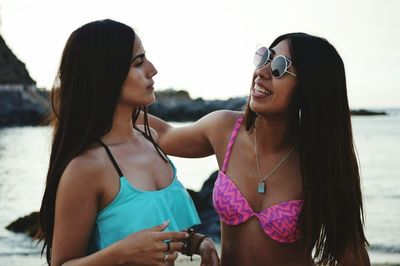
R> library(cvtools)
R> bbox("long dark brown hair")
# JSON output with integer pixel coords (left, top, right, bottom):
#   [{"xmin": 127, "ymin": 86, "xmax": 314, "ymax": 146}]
[
  {"xmin": 38, "ymin": 19, "xmax": 164, "ymax": 264},
  {"xmin": 244, "ymin": 33, "xmax": 368, "ymax": 264}
]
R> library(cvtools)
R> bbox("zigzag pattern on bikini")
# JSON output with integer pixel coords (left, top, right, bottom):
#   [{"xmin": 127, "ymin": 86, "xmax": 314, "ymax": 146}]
[{"xmin": 213, "ymin": 171, "xmax": 303, "ymax": 243}]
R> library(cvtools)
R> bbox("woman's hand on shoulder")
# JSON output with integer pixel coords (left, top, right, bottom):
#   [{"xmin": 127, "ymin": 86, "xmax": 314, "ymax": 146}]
[{"xmin": 114, "ymin": 221, "xmax": 188, "ymax": 266}]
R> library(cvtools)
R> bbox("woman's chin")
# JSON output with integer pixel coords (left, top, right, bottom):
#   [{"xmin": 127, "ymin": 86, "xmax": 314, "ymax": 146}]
[
  {"xmin": 249, "ymin": 99, "xmax": 265, "ymax": 114},
  {"xmin": 140, "ymin": 95, "xmax": 156, "ymax": 107}
]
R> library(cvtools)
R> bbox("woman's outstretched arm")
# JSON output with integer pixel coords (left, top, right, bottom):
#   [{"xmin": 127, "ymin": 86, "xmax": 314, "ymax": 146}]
[{"xmin": 138, "ymin": 110, "xmax": 235, "ymax": 158}]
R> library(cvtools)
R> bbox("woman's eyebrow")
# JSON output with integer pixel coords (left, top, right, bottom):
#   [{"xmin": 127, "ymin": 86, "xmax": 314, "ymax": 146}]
[
  {"xmin": 270, "ymin": 48, "xmax": 276, "ymax": 55},
  {"xmin": 131, "ymin": 53, "xmax": 145, "ymax": 62}
]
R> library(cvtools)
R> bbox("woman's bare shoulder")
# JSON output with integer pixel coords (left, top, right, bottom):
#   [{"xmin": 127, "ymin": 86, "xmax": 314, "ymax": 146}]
[
  {"xmin": 60, "ymin": 147, "xmax": 108, "ymax": 190},
  {"xmin": 203, "ymin": 110, "xmax": 243, "ymax": 128},
  {"xmin": 199, "ymin": 110, "xmax": 244, "ymax": 147}
]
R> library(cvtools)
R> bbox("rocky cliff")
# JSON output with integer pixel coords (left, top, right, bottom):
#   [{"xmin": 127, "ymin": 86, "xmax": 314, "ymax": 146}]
[
  {"xmin": 0, "ymin": 35, "xmax": 35, "ymax": 85},
  {"xmin": 0, "ymin": 90, "xmax": 48, "ymax": 126},
  {"xmin": 0, "ymin": 34, "xmax": 48, "ymax": 127},
  {"xmin": 149, "ymin": 89, "xmax": 247, "ymax": 121}
]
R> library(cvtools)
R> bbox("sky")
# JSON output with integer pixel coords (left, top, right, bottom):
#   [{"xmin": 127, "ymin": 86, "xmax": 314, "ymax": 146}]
[{"xmin": 0, "ymin": 0, "xmax": 399, "ymax": 108}]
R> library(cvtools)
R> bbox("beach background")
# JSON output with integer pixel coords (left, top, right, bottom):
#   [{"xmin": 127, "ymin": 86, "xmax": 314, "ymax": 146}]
[
  {"xmin": 1, "ymin": 0, "xmax": 400, "ymax": 265},
  {"xmin": 1, "ymin": 114, "xmax": 400, "ymax": 265}
]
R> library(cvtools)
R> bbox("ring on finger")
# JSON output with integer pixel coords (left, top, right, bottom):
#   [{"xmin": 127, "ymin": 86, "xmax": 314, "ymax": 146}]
[{"xmin": 163, "ymin": 252, "xmax": 168, "ymax": 262}]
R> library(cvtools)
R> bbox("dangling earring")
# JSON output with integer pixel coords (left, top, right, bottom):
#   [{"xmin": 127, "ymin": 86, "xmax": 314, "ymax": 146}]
[{"xmin": 298, "ymin": 108, "xmax": 302, "ymax": 127}]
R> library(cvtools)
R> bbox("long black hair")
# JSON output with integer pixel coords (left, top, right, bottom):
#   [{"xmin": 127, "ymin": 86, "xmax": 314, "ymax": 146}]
[
  {"xmin": 39, "ymin": 19, "xmax": 164, "ymax": 264},
  {"xmin": 244, "ymin": 33, "xmax": 368, "ymax": 264}
]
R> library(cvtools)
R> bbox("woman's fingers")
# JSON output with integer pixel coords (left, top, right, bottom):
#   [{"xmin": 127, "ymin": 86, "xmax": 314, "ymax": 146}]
[
  {"xmin": 167, "ymin": 235, "xmax": 186, "ymax": 243},
  {"xmin": 147, "ymin": 220, "xmax": 170, "ymax": 232},
  {"xmin": 166, "ymin": 251, "xmax": 178, "ymax": 261},
  {"xmin": 155, "ymin": 251, "xmax": 178, "ymax": 265},
  {"xmin": 143, "ymin": 221, "xmax": 188, "ymax": 242},
  {"xmin": 156, "ymin": 230, "xmax": 188, "ymax": 241},
  {"xmin": 164, "ymin": 241, "xmax": 184, "ymax": 252},
  {"xmin": 155, "ymin": 240, "xmax": 184, "ymax": 253}
]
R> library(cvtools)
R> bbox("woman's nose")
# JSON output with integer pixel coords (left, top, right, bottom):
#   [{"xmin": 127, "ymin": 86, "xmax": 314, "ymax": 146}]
[
  {"xmin": 255, "ymin": 63, "xmax": 271, "ymax": 79},
  {"xmin": 147, "ymin": 60, "xmax": 158, "ymax": 77}
]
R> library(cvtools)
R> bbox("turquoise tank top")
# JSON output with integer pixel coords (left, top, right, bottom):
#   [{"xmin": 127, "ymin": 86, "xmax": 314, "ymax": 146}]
[{"xmin": 88, "ymin": 141, "xmax": 200, "ymax": 253}]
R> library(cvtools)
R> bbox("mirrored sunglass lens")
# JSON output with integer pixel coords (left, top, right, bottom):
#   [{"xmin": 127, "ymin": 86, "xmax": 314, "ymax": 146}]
[
  {"xmin": 271, "ymin": 56, "xmax": 287, "ymax": 77},
  {"xmin": 254, "ymin": 47, "xmax": 269, "ymax": 67}
]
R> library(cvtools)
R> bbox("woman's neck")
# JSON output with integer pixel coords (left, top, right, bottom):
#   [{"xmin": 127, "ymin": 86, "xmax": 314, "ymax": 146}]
[
  {"xmin": 102, "ymin": 105, "xmax": 138, "ymax": 145},
  {"xmin": 254, "ymin": 113, "xmax": 299, "ymax": 153}
]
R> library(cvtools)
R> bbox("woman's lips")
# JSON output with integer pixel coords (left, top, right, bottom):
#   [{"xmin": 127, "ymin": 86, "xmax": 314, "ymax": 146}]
[
  {"xmin": 147, "ymin": 82, "xmax": 154, "ymax": 90},
  {"xmin": 252, "ymin": 84, "xmax": 272, "ymax": 97}
]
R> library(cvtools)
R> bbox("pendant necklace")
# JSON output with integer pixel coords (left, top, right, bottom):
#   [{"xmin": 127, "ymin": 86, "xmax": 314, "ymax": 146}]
[{"xmin": 254, "ymin": 127, "xmax": 297, "ymax": 194}]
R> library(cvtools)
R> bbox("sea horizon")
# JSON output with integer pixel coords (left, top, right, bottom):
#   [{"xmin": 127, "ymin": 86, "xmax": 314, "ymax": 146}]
[{"xmin": 0, "ymin": 109, "xmax": 399, "ymax": 264}]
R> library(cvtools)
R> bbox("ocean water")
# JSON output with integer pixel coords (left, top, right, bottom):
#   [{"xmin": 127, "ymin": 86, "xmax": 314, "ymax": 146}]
[{"xmin": 0, "ymin": 111, "xmax": 399, "ymax": 265}]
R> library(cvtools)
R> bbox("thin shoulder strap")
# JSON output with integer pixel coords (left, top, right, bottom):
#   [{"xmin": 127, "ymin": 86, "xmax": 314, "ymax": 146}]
[
  {"xmin": 97, "ymin": 140, "xmax": 124, "ymax": 178},
  {"xmin": 221, "ymin": 116, "xmax": 244, "ymax": 173}
]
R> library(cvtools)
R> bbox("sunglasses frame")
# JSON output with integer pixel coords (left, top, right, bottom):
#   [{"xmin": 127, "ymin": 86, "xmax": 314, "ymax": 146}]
[{"xmin": 254, "ymin": 47, "xmax": 297, "ymax": 78}]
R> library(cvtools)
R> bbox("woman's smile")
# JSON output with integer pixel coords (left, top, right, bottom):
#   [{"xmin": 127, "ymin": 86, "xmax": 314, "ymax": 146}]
[{"xmin": 252, "ymin": 83, "xmax": 272, "ymax": 98}]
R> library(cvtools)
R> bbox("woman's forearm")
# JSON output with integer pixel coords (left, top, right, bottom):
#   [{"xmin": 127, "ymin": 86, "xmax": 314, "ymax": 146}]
[{"xmin": 58, "ymin": 242, "xmax": 125, "ymax": 266}]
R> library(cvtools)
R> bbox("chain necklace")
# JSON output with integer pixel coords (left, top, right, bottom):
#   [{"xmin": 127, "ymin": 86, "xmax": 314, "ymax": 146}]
[{"xmin": 254, "ymin": 127, "xmax": 297, "ymax": 194}]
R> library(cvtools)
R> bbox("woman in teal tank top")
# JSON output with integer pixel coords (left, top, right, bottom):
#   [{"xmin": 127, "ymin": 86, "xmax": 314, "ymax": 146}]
[{"xmin": 38, "ymin": 19, "xmax": 219, "ymax": 266}]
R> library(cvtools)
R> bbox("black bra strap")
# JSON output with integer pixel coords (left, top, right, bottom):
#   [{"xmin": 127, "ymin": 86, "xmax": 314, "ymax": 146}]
[{"xmin": 97, "ymin": 140, "xmax": 124, "ymax": 177}]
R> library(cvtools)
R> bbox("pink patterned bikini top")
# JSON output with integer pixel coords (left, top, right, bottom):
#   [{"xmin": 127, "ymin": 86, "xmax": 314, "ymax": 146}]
[{"xmin": 212, "ymin": 116, "xmax": 303, "ymax": 243}]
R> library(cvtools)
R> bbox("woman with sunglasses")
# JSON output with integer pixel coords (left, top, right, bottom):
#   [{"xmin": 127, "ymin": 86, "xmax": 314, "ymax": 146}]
[
  {"xmin": 143, "ymin": 32, "xmax": 370, "ymax": 265},
  {"xmin": 38, "ymin": 19, "xmax": 220, "ymax": 266}
]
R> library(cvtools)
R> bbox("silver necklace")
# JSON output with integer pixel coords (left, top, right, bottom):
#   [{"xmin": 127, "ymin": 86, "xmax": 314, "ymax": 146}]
[{"xmin": 254, "ymin": 127, "xmax": 297, "ymax": 194}]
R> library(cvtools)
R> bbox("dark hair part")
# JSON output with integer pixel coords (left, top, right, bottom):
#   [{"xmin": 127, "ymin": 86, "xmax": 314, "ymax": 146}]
[
  {"xmin": 244, "ymin": 33, "xmax": 368, "ymax": 264},
  {"xmin": 38, "ymin": 19, "xmax": 165, "ymax": 264}
]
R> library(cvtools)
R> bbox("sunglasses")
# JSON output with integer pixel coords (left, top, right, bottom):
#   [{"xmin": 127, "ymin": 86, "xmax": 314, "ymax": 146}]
[{"xmin": 254, "ymin": 47, "xmax": 297, "ymax": 78}]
